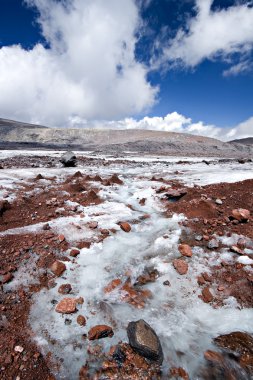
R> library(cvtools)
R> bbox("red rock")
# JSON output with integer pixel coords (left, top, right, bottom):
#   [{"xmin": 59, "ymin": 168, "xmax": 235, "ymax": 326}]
[
  {"xmin": 230, "ymin": 245, "xmax": 244, "ymax": 255},
  {"xmin": 87, "ymin": 221, "xmax": 98, "ymax": 229},
  {"xmin": 197, "ymin": 275, "xmax": 205, "ymax": 285},
  {"xmin": 104, "ymin": 278, "xmax": 122, "ymax": 293},
  {"xmin": 50, "ymin": 260, "xmax": 66, "ymax": 276},
  {"xmin": 204, "ymin": 350, "xmax": 223, "ymax": 363},
  {"xmin": 58, "ymin": 283, "xmax": 72, "ymax": 294},
  {"xmin": 202, "ymin": 272, "xmax": 212, "ymax": 282},
  {"xmin": 77, "ymin": 315, "xmax": 86, "ymax": 326},
  {"xmin": 88, "ymin": 325, "xmax": 114, "ymax": 340},
  {"xmin": 170, "ymin": 367, "xmax": 189, "ymax": 380},
  {"xmin": 58, "ymin": 234, "xmax": 65, "ymax": 242},
  {"xmin": 173, "ymin": 259, "xmax": 188, "ymax": 275},
  {"xmin": 55, "ymin": 298, "xmax": 76, "ymax": 314},
  {"xmin": 178, "ymin": 244, "xmax": 192, "ymax": 257},
  {"xmin": 217, "ymin": 285, "xmax": 225, "ymax": 291},
  {"xmin": 119, "ymin": 222, "xmax": 131, "ymax": 233},
  {"xmin": 76, "ymin": 297, "xmax": 84, "ymax": 304},
  {"xmin": 231, "ymin": 208, "xmax": 250, "ymax": 222},
  {"xmin": 2, "ymin": 272, "xmax": 14, "ymax": 284},
  {"xmin": 69, "ymin": 248, "xmax": 80, "ymax": 257},
  {"xmin": 202, "ymin": 287, "xmax": 214, "ymax": 303},
  {"xmin": 109, "ymin": 174, "xmax": 123, "ymax": 185}
]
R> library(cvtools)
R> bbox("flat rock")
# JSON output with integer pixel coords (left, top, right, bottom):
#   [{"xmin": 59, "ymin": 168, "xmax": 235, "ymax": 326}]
[
  {"xmin": 178, "ymin": 244, "xmax": 192, "ymax": 257},
  {"xmin": 202, "ymin": 287, "xmax": 214, "ymax": 303},
  {"xmin": 50, "ymin": 260, "xmax": 66, "ymax": 276},
  {"xmin": 119, "ymin": 222, "xmax": 131, "ymax": 233},
  {"xmin": 58, "ymin": 283, "xmax": 72, "ymax": 294},
  {"xmin": 231, "ymin": 208, "xmax": 250, "ymax": 222},
  {"xmin": 127, "ymin": 319, "xmax": 163, "ymax": 364},
  {"xmin": 173, "ymin": 259, "xmax": 188, "ymax": 275},
  {"xmin": 88, "ymin": 325, "xmax": 114, "ymax": 340},
  {"xmin": 214, "ymin": 331, "xmax": 253, "ymax": 355},
  {"xmin": 55, "ymin": 298, "xmax": 76, "ymax": 314}
]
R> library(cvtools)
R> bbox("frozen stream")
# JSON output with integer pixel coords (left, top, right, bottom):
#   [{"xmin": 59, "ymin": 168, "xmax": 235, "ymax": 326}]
[{"xmin": 0, "ymin": 152, "xmax": 253, "ymax": 379}]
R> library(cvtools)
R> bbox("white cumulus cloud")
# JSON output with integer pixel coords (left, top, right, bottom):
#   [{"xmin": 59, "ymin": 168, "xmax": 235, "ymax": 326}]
[
  {"xmin": 0, "ymin": 0, "xmax": 157, "ymax": 126},
  {"xmin": 158, "ymin": 0, "xmax": 253, "ymax": 75}
]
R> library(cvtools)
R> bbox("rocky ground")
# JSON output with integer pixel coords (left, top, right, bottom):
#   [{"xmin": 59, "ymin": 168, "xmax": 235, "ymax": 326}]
[{"xmin": 0, "ymin": 151, "xmax": 252, "ymax": 380}]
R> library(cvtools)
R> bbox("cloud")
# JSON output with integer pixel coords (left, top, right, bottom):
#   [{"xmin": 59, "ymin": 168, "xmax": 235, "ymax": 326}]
[
  {"xmin": 157, "ymin": 0, "xmax": 253, "ymax": 74},
  {"xmin": 226, "ymin": 116, "xmax": 253, "ymax": 140},
  {"xmin": 0, "ymin": 0, "xmax": 157, "ymax": 126},
  {"xmin": 68, "ymin": 111, "xmax": 253, "ymax": 142}
]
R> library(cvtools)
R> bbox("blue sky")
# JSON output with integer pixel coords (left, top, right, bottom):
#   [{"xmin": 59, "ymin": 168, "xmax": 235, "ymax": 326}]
[{"xmin": 0, "ymin": 0, "xmax": 253, "ymax": 139}]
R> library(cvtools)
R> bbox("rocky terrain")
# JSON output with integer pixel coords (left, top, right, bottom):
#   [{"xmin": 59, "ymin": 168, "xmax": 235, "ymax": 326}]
[
  {"xmin": 1, "ymin": 117, "xmax": 253, "ymax": 157},
  {"xmin": 0, "ymin": 150, "xmax": 253, "ymax": 380},
  {"xmin": 230, "ymin": 137, "xmax": 253, "ymax": 146}
]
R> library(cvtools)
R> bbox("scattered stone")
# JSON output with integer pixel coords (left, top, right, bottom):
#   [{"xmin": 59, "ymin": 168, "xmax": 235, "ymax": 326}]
[
  {"xmin": 173, "ymin": 259, "xmax": 188, "ymax": 275},
  {"xmin": 231, "ymin": 208, "xmax": 250, "ymax": 222},
  {"xmin": 109, "ymin": 174, "xmax": 123, "ymax": 185},
  {"xmin": 119, "ymin": 222, "xmax": 131, "ymax": 233},
  {"xmin": 207, "ymin": 238, "xmax": 219, "ymax": 250},
  {"xmin": 178, "ymin": 244, "xmax": 192, "ymax": 257},
  {"xmin": 164, "ymin": 188, "xmax": 187, "ymax": 202},
  {"xmin": 0, "ymin": 200, "xmax": 11, "ymax": 216},
  {"xmin": 87, "ymin": 221, "xmax": 98, "ymax": 229},
  {"xmin": 35, "ymin": 174, "xmax": 44, "ymax": 180},
  {"xmin": 65, "ymin": 318, "xmax": 72, "ymax": 325},
  {"xmin": 2, "ymin": 272, "xmax": 14, "ymax": 284},
  {"xmin": 42, "ymin": 223, "xmax": 51, "ymax": 231},
  {"xmin": 60, "ymin": 151, "xmax": 77, "ymax": 167},
  {"xmin": 197, "ymin": 275, "xmax": 205, "ymax": 286},
  {"xmin": 170, "ymin": 367, "xmax": 189, "ymax": 380},
  {"xmin": 127, "ymin": 319, "xmax": 164, "ymax": 363},
  {"xmin": 55, "ymin": 298, "xmax": 77, "ymax": 314},
  {"xmin": 58, "ymin": 283, "xmax": 72, "ymax": 294},
  {"xmin": 215, "ymin": 199, "xmax": 223, "ymax": 205},
  {"xmin": 76, "ymin": 296, "xmax": 84, "ymax": 304},
  {"xmin": 77, "ymin": 315, "xmax": 86, "ymax": 326},
  {"xmin": 230, "ymin": 245, "xmax": 244, "ymax": 255},
  {"xmin": 217, "ymin": 285, "xmax": 225, "ymax": 291},
  {"xmin": 14, "ymin": 346, "xmax": 24, "ymax": 353},
  {"xmin": 135, "ymin": 268, "xmax": 159, "ymax": 285},
  {"xmin": 88, "ymin": 325, "xmax": 114, "ymax": 340},
  {"xmin": 69, "ymin": 248, "xmax": 80, "ymax": 257},
  {"xmin": 50, "ymin": 260, "xmax": 66, "ymax": 277},
  {"xmin": 202, "ymin": 287, "xmax": 214, "ymax": 303},
  {"xmin": 163, "ymin": 280, "xmax": 171, "ymax": 286},
  {"xmin": 58, "ymin": 234, "xmax": 65, "ymax": 242},
  {"xmin": 195, "ymin": 234, "xmax": 203, "ymax": 241},
  {"xmin": 104, "ymin": 278, "xmax": 122, "ymax": 293}
]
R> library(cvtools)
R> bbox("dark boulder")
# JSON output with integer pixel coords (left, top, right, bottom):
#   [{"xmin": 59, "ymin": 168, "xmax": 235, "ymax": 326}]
[
  {"xmin": 60, "ymin": 151, "xmax": 77, "ymax": 167},
  {"xmin": 127, "ymin": 319, "xmax": 163, "ymax": 364}
]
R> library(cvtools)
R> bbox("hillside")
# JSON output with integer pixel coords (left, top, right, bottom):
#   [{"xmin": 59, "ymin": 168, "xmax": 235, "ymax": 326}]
[
  {"xmin": 230, "ymin": 137, "xmax": 253, "ymax": 145},
  {"xmin": 0, "ymin": 117, "xmax": 253, "ymax": 157}
]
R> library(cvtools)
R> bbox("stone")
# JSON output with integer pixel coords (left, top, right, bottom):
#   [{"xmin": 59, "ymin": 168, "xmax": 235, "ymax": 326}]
[
  {"xmin": 0, "ymin": 200, "xmax": 11, "ymax": 216},
  {"xmin": 55, "ymin": 298, "xmax": 76, "ymax": 314},
  {"xmin": 202, "ymin": 287, "xmax": 213, "ymax": 303},
  {"xmin": 127, "ymin": 319, "xmax": 163, "ymax": 364},
  {"xmin": 214, "ymin": 331, "xmax": 253, "ymax": 356},
  {"xmin": 207, "ymin": 238, "xmax": 219, "ymax": 250},
  {"xmin": 69, "ymin": 248, "xmax": 80, "ymax": 257},
  {"xmin": 58, "ymin": 234, "xmax": 65, "ymax": 242},
  {"xmin": 87, "ymin": 221, "xmax": 98, "ymax": 229},
  {"xmin": 50, "ymin": 260, "xmax": 66, "ymax": 276},
  {"xmin": 178, "ymin": 244, "xmax": 192, "ymax": 257},
  {"xmin": 215, "ymin": 199, "xmax": 223, "ymax": 205},
  {"xmin": 197, "ymin": 275, "xmax": 205, "ymax": 285},
  {"xmin": 163, "ymin": 280, "xmax": 171, "ymax": 286},
  {"xmin": 77, "ymin": 315, "xmax": 86, "ymax": 326},
  {"xmin": 119, "ymin": 222, "xmax": 131, "ymax": 233},
  {"xmin": 2, "ymin": 272, "xmax": 14, "ymax": 284},
  {"xmin": 194, "ymin": 234, "xmax": 203, "ymax": 241},
  {"xmin": 109, "ymin": 174, "xmax": 123, "ymax": 185},
  {"xmin": 164, "ymin": 189, "xmax": 187, "ymax": 202},
  {"xmin": 170, "ymin": 367, "xmax": 189, "ymax": 380},
  {"xmin": 14, "ymin": 346, "xmax": 24, "ymax": 353},
  {"xmin": 173, "ymin": 259, "xmax": 188, "ymax": 275},
  {"xmin": 60, "ymin": 151, "xmax": 77, "ymax": 167},
  {"xmin": 88, "ymin": 325, "xmax": 114, "ymax": 340},
  {"xmin": 58, "ymin": 283, "xmax": 72, "ymax": 294},
  {"xmin": 230, "ymin": 245, "xmax": 244, "ymax": 255},
  {"xmin": 231, "ymin": 208, "xmax": 250, "ymax": 222},
  {"xmin": 104, "ymin": 278, "xmax": 122, "ymax": 293}
]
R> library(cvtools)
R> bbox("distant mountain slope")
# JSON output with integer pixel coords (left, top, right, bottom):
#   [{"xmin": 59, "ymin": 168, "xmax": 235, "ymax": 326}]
[
  {"xmin": 0, "ymin": 117, "xmax": 253, "ymax": 157},
  {"xmin": 230, "ymin": 137, "xmax": 253, "ymax": 145}
]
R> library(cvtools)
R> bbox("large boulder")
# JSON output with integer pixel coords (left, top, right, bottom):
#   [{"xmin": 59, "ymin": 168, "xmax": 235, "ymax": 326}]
[
  {"xmin": 127, "ymin": 319, "xmax": 163, "ymax": 364},
  {"xmin": 60, "ymin": 151, "xmax": 77, "ymax": 167}
]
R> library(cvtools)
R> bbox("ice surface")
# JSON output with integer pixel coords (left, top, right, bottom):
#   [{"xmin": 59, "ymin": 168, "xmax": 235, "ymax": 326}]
[{"xmin": 0, "ymin": 151, "xmax": 252, "ymax": 379}]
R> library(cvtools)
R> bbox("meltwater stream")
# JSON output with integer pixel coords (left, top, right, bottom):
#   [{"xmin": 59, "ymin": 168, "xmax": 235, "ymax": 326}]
[{"xmin": 26, "ymin": 165, "xmax": 253, "ymax": 379}]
